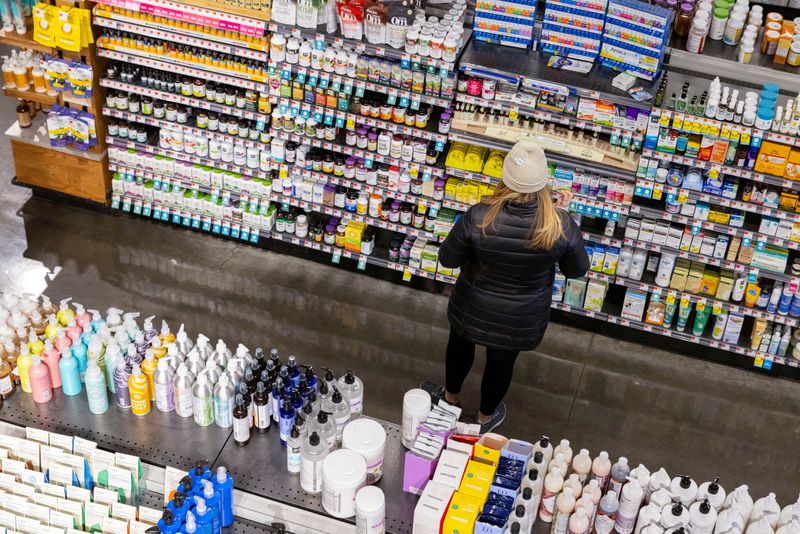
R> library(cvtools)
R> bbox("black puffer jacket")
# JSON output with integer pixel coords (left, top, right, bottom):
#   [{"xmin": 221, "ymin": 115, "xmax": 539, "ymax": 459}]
[{"xmin": 439, "ymin": 201, "xmax": 590, "ymax": 351}]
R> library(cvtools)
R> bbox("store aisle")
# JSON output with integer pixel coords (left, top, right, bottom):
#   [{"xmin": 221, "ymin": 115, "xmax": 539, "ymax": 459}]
[{"xmin": 1, "ymin": 103, "xmax": 800, "ymax": 502}]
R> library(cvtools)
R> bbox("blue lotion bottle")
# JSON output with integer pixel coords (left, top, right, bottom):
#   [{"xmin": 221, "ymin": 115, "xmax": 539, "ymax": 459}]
[
  {"xmin": 200, "ymin": 480, "xmax": 221, "ymax": 534},
  {"xmin": 71, "ymin": 342, "xmax": 88, "ymax": 382},
  {"xmin": 157, "ymin": 510, "xmax": 181, "ymax": 534},
  {"xmin": 212, "ymin": 467, "xmax": 234, "ymax": 528},
  {"xmin": 193, "ymin": 496, "xmax": 214, "ymax": 534},
  {"xmin": 279, "ymin": 398, "xmax": 295, "ymax": 446},
  {"xmin": 59, "ymin": 348, "xmax": 82, "ymax": 396},
  {"xmin": 182, "ymin": 512, "xmax": 197, "ymax": 534},
  {"xmin": 190, "ymin": 463, "xmax": 211, "ymax": 487},
  {"xmin": 167, "ymin": 492, "xmax": 191, "ymax": 523}
]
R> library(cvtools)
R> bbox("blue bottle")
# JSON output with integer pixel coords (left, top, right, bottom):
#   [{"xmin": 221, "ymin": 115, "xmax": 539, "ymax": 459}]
[
  {"xmin": 193, "ymin": 496, "xmax": 214, "ymax": 534},
  {"xmin": 189, "ymin": 463, "xmax": 211, "ymax": 487},
  {"xmin": 279, "ymin": 398, "xmax": 295, "ymax": 446},
  {"xmin": 71, "ymin": 342, "xmax": 88, "ymax": 382},
  {"xmin": 167, "ymin": 493, "xmax": 191, "ymax": 523},
  {"xmin": 212, "ymin": 467, "xmax": 234, "ymax": 528},
  {"xmin": 178, "ymin": 476, "xmax": 196, "ymax": 497},
  {"xmin": 88, "ymin": 309, "xmax": 106, "ymax": 333},
  {"xmin": 157, "ymin": 510, "xmax": 181, "ymax": 534},
  {"xmin": 200, "ymin": 480, "xmax": 221, "ymax": 534},
  {"xmin": 287, "ymin": 356, "xmax": 300, "ymax": 387},
  {"xmin": 779, "ymin": 285, "xmax": 794, "ymax": 315},
  {"xmin": 181, "ymin": 512, "xmax": 197, "ymax": 534},
  {"xmin": 59, "ymin": 349, "xmax": 82, "ymax": 396},
  {"xmin": 791, "ymin": 293, "xmax": 800, "ymax": 318}
]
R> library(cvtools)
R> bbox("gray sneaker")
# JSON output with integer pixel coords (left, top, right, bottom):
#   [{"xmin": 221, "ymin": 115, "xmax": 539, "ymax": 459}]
[{"xmin": 478, "ymin": 401, "xmax": 506, "ymax": 434}]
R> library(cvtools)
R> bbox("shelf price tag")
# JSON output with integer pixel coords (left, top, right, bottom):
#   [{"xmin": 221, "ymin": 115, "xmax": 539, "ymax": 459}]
[
  {"xmin": 191, "ymin": 212, "xmax": 201, "ymax": 229},
  {"xmin": 747, "ymin": 268, "xmax": 759, "ymax": 283},
  {"xmin": 314, "ymin": 34, "xmax": 325, "ymax": 50},
  {"xmin": 410, "ymin": 96, "xmax": 421, "ymax": 110},
  {"xmin": 357, "ymin": 255, "xmax": 367, "ymax": 270},
  {"xmin": 231, "ymin": 223, "xmax": 240, "ymax": 239},
  {"xmin": 202, "ymin": 216, "xmax": 211, "ymax": 232},
  {"xmin": 355, "ymin": 81, "xmax": 366, "ymax": 97},
  {"xmin": 240, "ymin": 226, "xmax": 250, "ymax": 241},
  {"xmin": 709, "ymin": 165, "xmax": 721, "ymax": 180},
  {"xmin": 387, "ymin": 90, "xmax": 397, "ymax": 106},
  {"xmin": 111, "ymin": 193, "xmax": 121, "ymax": 210},
  {"xmin": 399, "ymin": 96, "xmax": 409, "ymax": 108},
  {"xmin": 754, "ymin": 354, "xmax": 764, "ymax": 368},
  {"xmin": 403, "ymin": 267, "xmax": 412, "ymax": 282},
  {"xmin": 331, "ymin": 249, "xmax": 342, "ymax": 264},
  {"xmin": 221, "ymin": 220, "xmax": 231, "ymax": 236},
  {"xmin": 250, "ymin": 229, "xmax": 260, "ymax": 243},
  {"xmin": 212, "ymin": 218, "xmax": 221, "ymax": 233},
  {"xmin": 756, "ymin": 239, "xmax": 766, "ymax": 251}
]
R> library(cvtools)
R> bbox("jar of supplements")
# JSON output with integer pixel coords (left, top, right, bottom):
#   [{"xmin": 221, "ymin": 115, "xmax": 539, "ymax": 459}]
[
  {"xmin": 406, "ymin": 29, "xmax": 419, "ymax": 54},
  {"xmin": 128, "ymin": 94, "xmax": 140, "ymax": 114},
  {"xmin": 368, "ymin": 193, "xmax": 382, "ymax": 218},
  {"xmin": 390, "ymin": 134, "xmax": 403, "ymax": 159},
  {"xmin": 345, "ymin": 157, "xmax": 357, "ymax": 178},
  {"xmin": 389, "ymin": 201, "xmax": 401, "ymax": 222},
  {"xmin": 482, "ymin": 79, "xmax": 497, "ymax": 100},
  {"xmin": 377, "ymin": 131, "xmax": 392, "ymax": 155},
  {"xmin": 295, "ymin": 214, "xmax": 308, "ymax": 238},
  {"xmin": 335, "ymin": 225, "xmax": 347, "ymax": 247},
  {"xmin": 443, "ymin": 38, "xmax": 457, "ymax": 62},
  {"xmin": 334, "ymin": 156, "xmax": 345, "ymax": 176},
  {"xmin": 208, "ymin": 112, "xmax": 219, "ymax": 131},
  {"xmin": 345, "ymin": 190, "xmax": 359, "ymax": 211},
  {"xmin": 323, "ymin": 155, "xmax": 335, "ymax": 174},
  {"xmin": 346, "ymin": 128, "xmax": 358, "ymax": 146},
  {"xmin": 426, "ymin": 146, "xmax": 438, "ymax": 165},
  {"xmin": 356, "ymin": 162, "xmax": 368, "ymax": 182},
  {"xmin": 324, "ymin": 224, "xmax": 336, "ymax": 244},
  {"xmin": 415, "ymin": 112, "xmax": 428, "ymax": 129},
  {"xmin": 380, "ymin": 104, "xmax": 393, "ymax": 121},
  {"xmin": 271, "ymin": 34, "xmax": 287, "ymax": 62},
  {"xmin": 197, "ymin": 111, "xmax": 209, "ymax": 129},
  {"xmin": 286, "ymin": 38, "xmax": 300, "ymax": 64},
  {"xmin": 393, "ymin": 106, "xmax": 406, "ymax": 124},
  {"xmin": 400, "ymin": 204, "xmax": 413, "ymax": 225},
  {"xmin": 368, "ymin": 132, "xmax": 379, "ymax": 152},
  {"xmin": 334, "ymin": 186, "xmax": 347, "ymax": 208},
  {"xmin": 356, "ymin": 192, "xmax": 369, "ymax": 215},
  {"xmin": 433, "ymin": 178, "xmax": 445, "ymax": 200}
]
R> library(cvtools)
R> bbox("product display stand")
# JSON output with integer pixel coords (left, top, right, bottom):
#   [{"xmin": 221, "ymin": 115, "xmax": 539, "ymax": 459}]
[{"xmin": 2, "ymin": 0, "xmax": 111, "ymax": 204}]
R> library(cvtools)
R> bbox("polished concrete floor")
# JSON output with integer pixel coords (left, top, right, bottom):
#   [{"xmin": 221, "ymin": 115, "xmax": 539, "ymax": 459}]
[{"xmin": 1, "ymin": 82, "xmax": 800, "ymax": 505}]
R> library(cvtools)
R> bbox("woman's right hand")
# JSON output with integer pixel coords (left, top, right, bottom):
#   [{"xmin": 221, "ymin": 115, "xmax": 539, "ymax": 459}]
[{"xmin": 553, "ymin": 190, "xmax": 573, "ymax": 208}]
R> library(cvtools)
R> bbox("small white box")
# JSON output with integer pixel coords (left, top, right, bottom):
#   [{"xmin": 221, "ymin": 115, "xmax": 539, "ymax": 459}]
[
  {"xmin": 413, "ymin": 480, "xmax": 454, "ymax": 534},
  {"xmin": 432, "ymin": 450, "xmax": 470, "ymax": 490}
]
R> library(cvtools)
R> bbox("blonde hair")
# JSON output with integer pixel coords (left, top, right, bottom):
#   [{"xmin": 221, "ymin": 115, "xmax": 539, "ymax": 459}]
[{"xmin": 478, "ymin": 183, "xmax": 565, "ymax": 250}]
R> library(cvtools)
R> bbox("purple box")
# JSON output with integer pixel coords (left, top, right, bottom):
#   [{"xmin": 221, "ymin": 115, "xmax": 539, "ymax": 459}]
[{"xmin": 403, "ymin": 451, "xmax": 439, "ymax": 495}]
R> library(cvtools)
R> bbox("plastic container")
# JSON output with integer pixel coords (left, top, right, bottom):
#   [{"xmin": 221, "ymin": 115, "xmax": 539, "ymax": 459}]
[
  {"xmin": 709, "ymin": 8, "xmax": 729, "ymax": 40},
  {"xmin": 355, "ymin": 486, "xmax": 386, "ymax": 534},
  {"xmin": 401, "ymin": 389, "xmax": 430, "ymax": 448},
  {"xmin": 322, "ymin": 449, "xmax": 367, "ymax": 518},
  {"xmin": 342, "ymin": 418, "xmax": 387, "ymax": 484}
]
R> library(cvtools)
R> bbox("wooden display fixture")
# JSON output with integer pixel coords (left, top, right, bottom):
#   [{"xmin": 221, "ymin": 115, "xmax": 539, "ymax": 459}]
[{"xmin": 3, "ymin": 0, "xmax": 111, "ymax": 205}]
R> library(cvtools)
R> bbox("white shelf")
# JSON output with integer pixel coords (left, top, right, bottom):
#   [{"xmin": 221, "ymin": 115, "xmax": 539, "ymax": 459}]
[{"xmin": 5, "ymin": 117, "xmax": 106, "ymax": 161}]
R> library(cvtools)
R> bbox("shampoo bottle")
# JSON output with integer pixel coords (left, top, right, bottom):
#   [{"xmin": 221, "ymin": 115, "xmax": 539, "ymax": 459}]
[
  {"xmin": 213, "ymin": 374, "xmax": 234, "ymax": 428},
  {"xmin": 71, "ymin": 340, "xmax": 87, "ymax": 382},
  {"xmin": 212, "ymin": 467, "xmax": 234, "ymax": 527},
  {"xmin": 552, "ymin": 487, "xmax": 576, "ymax": 534},
  {"xmin": 689, "ymin": 500, "xmax": 718, "ymax": 534},
  {"xmin": 534, "ymin": 436, "xmax": 554, "ymax": 466},
  {"xmin": 193, "ymin": 496, "xmax": 214, "ymax": 534},
  {"xmin": 287, "ymin": 424, "xmax": 302, "ymax": 474},
  {"xmin": 594, "ymin": 490, "xmax": 619, "ymax": 534},
  {"xmin": 609, "ymin": 457, "xmax": 630, "ymax": 496},
  {"xmin": 28, "ymin": 355, "xmax": 53, "ymax": 403},
  {"xmin": 41, "ymin": 340, "xmax": 61, "ymax": 389},
  {"xmin": 17, "ymin": 344, "xmax": 32, "ymax": 393},
  {"xmin": 337, "ymin": 370, "xmax": 363, "ymax": 418},
  {"xmin": 192, "ymin": 375, "xmax": 214, "ymax": 426},
  {"xmin": 554, "ymin": 439, "xmax": 574, "ymax": 465},
  {"xmin": 199, "ymin": 479, "xmax": 221, "ymax": 534},
  {"xmin": 300, "ymin": 431, "xmax": 328, "ymax": 494},
  {"xmin": 697, "ymin": 478, "xmax": 726, "ymax": 511},
  {"xmin": 129, "ymin": 364, "xmax": 152, "ymax": 416},
  {"xmin": 568, "ymin": 508, "xmax": 589, "ymax": 534},
  {"xmin": 615, "ymin": 475, "xmax": 645, "ymax": 534},
  {"xmin": 173, "ymin": 363, "xmax": 195, "ymax": 418},
  {"xmin": 572, "ymin": 449, "xmax": 592, "ymax": 484},
  {"xmin": 591, "ymin": 451, "xmax": 612, "ymax": 491},
  {"xmin": 670, "ymin": 476, "xmax": 699, "ymax": 507},
  {"xmin": 112, "ymin": 354, "xmax": 131, "ymax": 409},
  {"xmin": 59, "ymin": 348, "xmax": 82, "ymax": 396},
  {"xmin": 154, "ymin": 358, "xmax": 175, "ymax": 413},
  {"xmin": 539, "ymin": 467, "xmax": 565, "ymax": 522},
  {"xmin": 142, "ymin": 350, "xmax": 157, "ymax": 401}
]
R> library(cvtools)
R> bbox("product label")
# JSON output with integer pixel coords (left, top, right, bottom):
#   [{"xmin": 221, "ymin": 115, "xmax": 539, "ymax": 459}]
[
  {"xmin": 214, "ymin": 396, "xmax": 233, "ymax": 428},
  {"xmin": 0, "ymin": 376, "xmax": 13, "ymax": 395},
  {"xmin": 300, "ymin": 458, "xmax": 323, "ymax": 493},
  {"xmin": 539, "ymin": 488, "xmax": 558, "ymax": 521},
  {"xmin": 255, "ymin": 404, "xmax": 271, "ymax": 430},
  {"xmin": 193, "ymin": 397, "xmax": 213, "ymax": 426},
  {"xmin": 609, "ymin": 479, "xmax": 624, "ymax": 496},
  {"xmin": 591, "ymin": 472, "xmax": 611, "ymax": 492},
  {"xmin": 287, "ymin": 446, "xmax": 301, "ymax": 473},
  {"xmin": 594, "ymin": 513, "xmax": 616, "ymax": 534},
  {"xmin": 174, "ymin": 387, "xmax": 192, "ymax": 417},
  {"xmin": 349, "ymin": 394, "xmax": 363, "ymax": 417},
  {"xmin": 233, "ymin": 417, "xmax": 250, "ymax": 444},
  {"xmin": 154, "ymin": 382, "xmax": 175, "ymax": 413},
  {"xmin": 553, "ymin": 509, "xmax": 571, "ymax": 534}
]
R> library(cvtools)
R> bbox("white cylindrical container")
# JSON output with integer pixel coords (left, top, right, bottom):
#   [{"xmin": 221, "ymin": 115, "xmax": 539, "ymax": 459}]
[
  {"xmin": 322, "ymin": 449, "xmax": 367, "ymax": 518},
  {"xmin": 342, "ymin": 418, "xmax": 387, "ymax": 484},
  {"xmin": 401, "ymin": 389, "xmax": 430, "ymax": 448},
  {"xmin": 356, "ymin": 486, "xmax": 386, "ymax": 534}
]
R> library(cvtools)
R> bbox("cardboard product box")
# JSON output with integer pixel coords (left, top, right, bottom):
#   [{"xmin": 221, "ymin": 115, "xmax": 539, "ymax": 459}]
[
  {"xmin": 621, "ymin": 289, "xmax": 647, "ymax": 321},
  {"xmin": 345, "ymin": 221, "xmax": 366, "ymax": 253},
  {"xmin": 564, "ymin": 279, "xmax": 587, "ymax": 308},
  {"xmin": 667, "ymin": 226, "xmax": 683, "ymax": 249},
  {"xmin": 716, "ymin": 271, "xmax": 735, "ymax": 301},
  {"xmin": 433, "ymin": 450, "xmax": 470, "ymax": 490},
  {"xmin": 755, "ymin": 141, "xmax": 791, "ymax": 176},
  {"xmin": 602, "ymin": 247, "xmax": 619, "ymax": 275},
  {"xmin": 458, "ymin": 461, "xmax": 495, "ymax": 501},
  {"xmin": 442, "ymin": 492, "xmax": 482, "ymax": 534},
  {"xmin": 584, "ymin": 280, "xmax": 608, "ymax": 312},
  {"xmin": 625, "ymin": 218, "xmax": 642, "ymax": 240},
  {"xmin": 553, "ymin": 273, "xmax": 566, "ymax": 302},
  {"xmin": 751, "ymin": 246, "xmax": 789, "ymax": 273},
  {"xmin": 652, "ymin": 222, "xmax": 670, "ymax": 246},
  {"xmin": 759, "ymin": 216, "xmax": 780, "ymax": 237},
  {"xmin": 421, "ymin": 244, "xmax": 441, "ymax": 273},
  {"xmin": 737, "ymin": 244, "xmax": 754, "ymax": 265},
  {"xmin": 670, "ymin": 260, "xmax": 691, "ymax": 291},
  {"xmin": 413, "ymin": 480, "xmax": 454, "ymax": 534},
  {"xmin": 638, "ymin": 219, "xmax": 656, "ymax": 243},
  {"xmin": 685, "ymin": 263, "xmax": 706, "ymax": 294},
  {"xmin": 780, "ymin": 190, "xmax": 798, "ymax": 211},
  {"xmin": 590, "ymin": 246, "xmax": 606, "ymax": 272},
  {"xmin": 726, "ymin": 236, "xmax": 741, "ymax": 262},
  {"xmin": 701, "ymin": 271, "xmax": 720, "ymax": 296},
  {"xmin": 783, "ymin": 149, "xmax": 800, "ymax": 180},
  {"xmin": 777, "ymin": 220, "xmax": 794, "ymax": 240},
  {"xmin": 680, "ymin": 228, "xmax": 694, "ymax": 251},
  {"xmin": 700, "ymin": 235, "xmax": 716, "ymax": 257},
  {"xmin": 689, "ymin": 233, "xmax": 704, "ymax": 254}
]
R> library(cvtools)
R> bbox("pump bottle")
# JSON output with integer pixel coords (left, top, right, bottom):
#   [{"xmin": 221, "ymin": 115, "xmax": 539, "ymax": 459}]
[
  {"xmin": 129, "ymin": 364, "xmax": 152, "ymax": 416},
  {"xmin": 29, "ymin": 355, "xmax": 53, "ymax": 403},
  {"xmin": 697, "ymin": 478, "xmax": 726, "ymax": 511},
  {"xmin": 17, "ymin": 344, "xmax": 32, "ymax": 393},
  {"xmin": 59, "ymin": 348, "xmax": 82, "ymax": 396},
  {"xmin": 287, "ymin": 425, "xmax": 302, "ymax": 474},
  {"xmin": 173, "ymin": 363, "xmax": 195, "ymax": 418},
  {"xmin": 337, "ymin": 370, "xmax": 363, "ymax": 418},
  {"xmin": 213, "ymin": 374, "xmax": 234, "ymax": 428},
  {"xmin": 84, "ymin": 359, "xmax": 109, "ymax": 414},
  {"xmin": 300, "ymin": 431, "xmax": 329, "ymax": 494},
  {"xmin": 212, "ymin": 467, "xmax": 234, "ymax": 527}
]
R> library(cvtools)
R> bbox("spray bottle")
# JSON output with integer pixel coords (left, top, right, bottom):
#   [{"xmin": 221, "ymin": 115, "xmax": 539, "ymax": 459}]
[
  {"xmin": 213, "ymin": 374, "xmax": 234, "ymax": 428},
  {"xmin": 173, "ymin": 363, "xmax": 195, "ymax": 418},
  {"xmin": 253, "ymin": 382, "xmax": 271, "ymax": 433},
  {"xmin": 280, "ymin": 397, "xmax": 295, "ymax": 445},
  {"xmin": 212, "ymin": 467, "xmax": 234, "ymax": 527},
  {"xmin": 84, "ymin": 358, "xmax": 109, "ymax": 414},
  {"xmin": 112, "ymin": 354, "xmax": 131, "ymax": 409},
  {"xmin": 154, "ymin": 358, "xmax": 175, "ymax": 412},
  {"xmin": 232, "ymin": 394, "xmax": 250, "ymax": 446},
  {"xmin": 129, "ymin": 364, "xmax": 152, "ymax": 416},
  {"xmin": 41, "ymin": 340, "xmax": 61, "ymax": 388},
  {"xmin": 28, "ymin": 355, "xmax": 53, "ymax": 403},
  {"xmin": 192, "ymin": 375, "xmax": 214, "ymax": 426},
  {"xmin": 59, "ymin": 348, "xmax": 81, "ymax": 396},
  {"xmin": 271, "ymin": 377, "xmax": 285, "ymax": 423},
  {"xmin": 300, "ymin": 431, "xmax": 329, "ymax": 494}
]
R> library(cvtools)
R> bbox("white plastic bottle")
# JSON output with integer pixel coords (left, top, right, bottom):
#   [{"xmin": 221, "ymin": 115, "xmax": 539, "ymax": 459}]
[
  {"xmin": 553, "ymin": 487, "xmax": 577, "ymax": 534},
  {"xmin": 661, "ymin": 503, "xmax": 690, "ymax": 530},
  {"xmin": 534, "ymin": 436, "xmax": 555, "ymax": 466},
  {"xmin": 287, "ymin": 425, "xmax": 302, "ymax": 475},
  {"xmin": 568, "ymin": 509, "xmax": 589, "ymax": 534},
  {"xmin": 593, "ymin": 490, "xmax": 619, "ymax": 534},
  {"xmin": 714, "ymin": 505, "xmax": 746, "ymax": 534},
  {"xmin": 745, "ymin": 517, "xmax": 775, "ymax": 534},
  {"xmin": 554, "ymin": 439, "xmax": 574, "ymax": 465},
  {"xmin": 646, "ymin": 468, "xmax": 670, "ymax": 503},
  {"xmin": 581, "ymin": 480, "xmax": 602, "ymax": 525},
  {"xmin": 670, "ymin": 476, "xmax": 699, "ymax": 507},
  {"xmin": 698, "ymin": 479, "xmax": 727, "ymax": 511},
  {"xmin": 549, "ymin": 453, "xmax": 568, "ymax": 476},
  {"xmin": 615, "ymin": 476, "xmax": 645, "ymax": 534},
  {"xmin": 572, "ymin": 449, "xmax": 592, "ymax": 484},
  {"xmin": 723, "ymin": 485, "xmax": 754, "ymax": 523},
  {"xmin": 539, "ymin": 467, "xmax": 565, "ymax": 522},
  {"xmin": 609, "ymin": 457, "xmax": 631, "ymax": 496},
  {"xmin": 750, "ymin": 494, "xmax": 781, "ymax": 529},
  {"xmin": 690, "ymin": 500, "xmax": 719, "ymax": 534},
  {"xmin": 529, "ymin": 451, "xmax": 548, "ymax": 475},
  {"xmin": 778, "ymin": 495, "xmax": 800, "ymax": 528},
  {"xmin": 634, "ymin": 503, "xmax": 663, "ymax": 534},
  {"xmin": 564, "ymin": 474, "xmax": 583, "ymax": 499},
  {"xmin": 591, "ymin": 452, "xmax": 612, "ymax": 492}
]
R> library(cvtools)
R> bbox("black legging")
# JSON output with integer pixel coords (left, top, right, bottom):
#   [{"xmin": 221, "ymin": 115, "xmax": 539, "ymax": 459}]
[{"xmin": 445, "ymin": 327, "xmax": 520, "ymax": 416}]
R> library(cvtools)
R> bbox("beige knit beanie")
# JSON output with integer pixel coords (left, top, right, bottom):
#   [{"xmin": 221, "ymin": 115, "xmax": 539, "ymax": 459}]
[{"xmin": 502, "ymin": 141, "xmax": 549, "ymax": 193}]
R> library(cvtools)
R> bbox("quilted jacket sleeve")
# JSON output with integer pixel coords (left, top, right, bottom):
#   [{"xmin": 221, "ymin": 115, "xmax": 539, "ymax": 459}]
[
  {"xmin": 557, "ymin": 213, "xmax": 590, "ymax": 278},
  {"xmin": 439, "ymin": 210, "xmax": 475, "ymax": 268}
]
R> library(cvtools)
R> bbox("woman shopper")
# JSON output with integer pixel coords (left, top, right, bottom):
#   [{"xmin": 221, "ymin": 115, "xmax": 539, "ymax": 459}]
[{"xmin": 426, "ymin": 141, "xmax": 590, "ymax": 434}]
